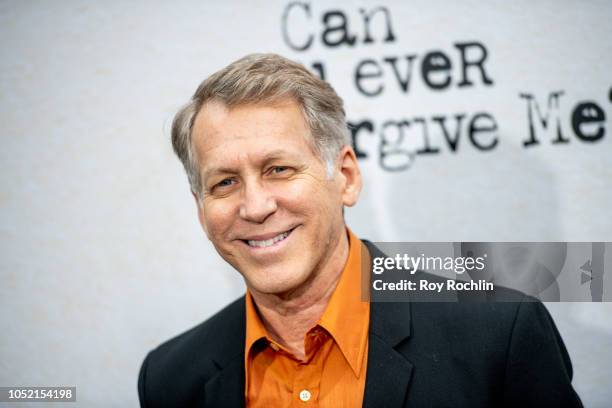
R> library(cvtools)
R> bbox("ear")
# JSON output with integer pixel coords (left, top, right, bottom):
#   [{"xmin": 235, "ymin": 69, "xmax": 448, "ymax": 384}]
[
  {"xmin": 336, "ymin": 146, "xmax": 362, "ymax": 207},
  {"xmin": 192, "ymin": 190, "xmax": 211, "ymax": 238}
]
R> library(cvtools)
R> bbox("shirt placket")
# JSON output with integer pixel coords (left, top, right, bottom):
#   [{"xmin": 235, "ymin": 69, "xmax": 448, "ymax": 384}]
[{"xmin": 291, "ymin": 328, "xmax": 330, "ymax": 407}]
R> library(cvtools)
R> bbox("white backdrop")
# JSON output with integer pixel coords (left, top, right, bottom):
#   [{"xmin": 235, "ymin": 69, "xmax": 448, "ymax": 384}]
[{"xmin": 1, "ymin": 1, "xmax": 611, "ymax": 406}]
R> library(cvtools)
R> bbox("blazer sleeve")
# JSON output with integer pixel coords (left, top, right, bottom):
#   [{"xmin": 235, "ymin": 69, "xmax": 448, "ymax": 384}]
[{"xmin": 502, "ymin": 300, "xmax": 583, "ymax": 407}]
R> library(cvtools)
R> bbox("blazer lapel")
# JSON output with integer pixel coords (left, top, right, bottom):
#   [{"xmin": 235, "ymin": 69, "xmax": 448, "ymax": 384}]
[
  {"xmin": 363, "ymin": 301, "xmax": 414, "ymax": 408},
  {"xmin": 204, "ymin": 355, "xmax": 245, "ymax": 408},
  {"xmin": 204, "ymin": 297, "xmax": 246, "ymax": 408},
  {"xmin": 362, "ymin": 241, "xmax": 414, "ymax": 408}
]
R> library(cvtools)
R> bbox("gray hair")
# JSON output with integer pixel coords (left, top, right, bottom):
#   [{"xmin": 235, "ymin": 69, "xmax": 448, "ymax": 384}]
[{"xmin": 171, "ymin": 53, "xmax": 350, "ymax": 197}]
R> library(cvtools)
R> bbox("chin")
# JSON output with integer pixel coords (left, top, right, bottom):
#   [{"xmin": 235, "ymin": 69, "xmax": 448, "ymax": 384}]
[{"xmin": 244, "ymin": 264, "xmax": 312, "ymax": 296}]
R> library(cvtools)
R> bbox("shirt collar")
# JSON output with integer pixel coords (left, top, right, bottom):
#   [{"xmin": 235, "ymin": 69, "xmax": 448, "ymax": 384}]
[
  {"xmin": 245, "ymin": 290, "xmax": 268, "ymax": 356},
  {"xmin": 318, "ymin": 228, "xmax": 370, "ymax": 376}
]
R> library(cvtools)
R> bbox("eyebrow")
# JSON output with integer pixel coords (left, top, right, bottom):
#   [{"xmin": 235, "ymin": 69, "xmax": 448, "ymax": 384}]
[{"xmin": 201, "ymin": 149, "xmax": 300, "ymax": 181}]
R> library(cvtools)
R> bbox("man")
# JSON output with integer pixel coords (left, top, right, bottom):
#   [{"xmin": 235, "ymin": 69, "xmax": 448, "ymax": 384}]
[{"xmin": 138, "ymin": 54, "xmax": 582, "ymax": 407}]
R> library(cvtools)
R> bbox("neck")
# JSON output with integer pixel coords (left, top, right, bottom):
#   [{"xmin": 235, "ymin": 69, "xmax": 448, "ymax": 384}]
[{"xmin": 248, "ymin": 229, "xmax": 350, "ymax": 360}]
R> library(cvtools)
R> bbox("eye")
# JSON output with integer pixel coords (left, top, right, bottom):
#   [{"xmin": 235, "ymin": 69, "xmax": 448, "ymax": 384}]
[
  {"xmin": 214, "ymin": 178, "xmax": 236, "ymax": 189},
  {"xmin": 272, "ymin": 166, "xmax": 287, "ymax": 174},
  {"xmin": 267, "ymin": 165, "xmax": 296, "ymax": 178}
]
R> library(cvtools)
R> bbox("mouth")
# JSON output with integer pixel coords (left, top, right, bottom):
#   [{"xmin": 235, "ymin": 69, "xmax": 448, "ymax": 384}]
[{"xmin": 242, "ymin": 227, "xmax": 296, "ymax": 249}]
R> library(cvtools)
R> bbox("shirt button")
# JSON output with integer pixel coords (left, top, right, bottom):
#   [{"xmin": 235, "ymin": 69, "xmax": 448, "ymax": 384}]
[{"xmin": 299, "ymin": 389, "xmax": 311, "ymax": 402}]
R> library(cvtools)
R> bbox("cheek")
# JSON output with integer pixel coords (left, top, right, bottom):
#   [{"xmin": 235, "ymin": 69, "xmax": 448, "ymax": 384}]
[
  {"xmin": 275, "ymin": 180, "xmax": 322, "ymax": 212},
  {"xmin": 278, "ymin": 179, "xmax": 342, "ymax": 219},
  {"xmin": 203, "ymin": 200, "xmax": 237, "ymax": 239}
]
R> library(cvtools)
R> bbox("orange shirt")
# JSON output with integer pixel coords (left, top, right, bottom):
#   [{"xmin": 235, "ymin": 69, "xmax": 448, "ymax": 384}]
[{"xmin": 244, "ymin": 229, "xmax": 370, "ymax": 407}]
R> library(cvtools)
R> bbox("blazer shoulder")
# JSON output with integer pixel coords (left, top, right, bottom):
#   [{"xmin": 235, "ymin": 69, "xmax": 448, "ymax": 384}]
[{"xmin": 139, "ymin": 296, "xmax": 246, "ymax": 407}]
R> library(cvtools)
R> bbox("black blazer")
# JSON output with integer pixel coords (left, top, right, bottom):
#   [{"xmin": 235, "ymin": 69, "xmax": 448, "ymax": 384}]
[{"xmin": 139, "ymin": 243, "xmax": 582, "ymax": 407}]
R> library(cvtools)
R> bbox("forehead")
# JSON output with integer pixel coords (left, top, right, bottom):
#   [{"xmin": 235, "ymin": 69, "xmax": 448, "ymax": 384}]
[{"xmin": 191, "ymin": 99, "xmax": 315, "ymax": 170}]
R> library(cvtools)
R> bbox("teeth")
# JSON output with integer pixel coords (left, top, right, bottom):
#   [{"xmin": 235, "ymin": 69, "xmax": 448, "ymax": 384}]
[{"xmin": 248, "ymin": 231, "xmax": 290, "ymax": 248}]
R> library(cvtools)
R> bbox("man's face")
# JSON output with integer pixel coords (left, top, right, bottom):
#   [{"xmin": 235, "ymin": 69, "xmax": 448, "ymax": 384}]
[{"xmin": 191, "ymin": 99, "xmax": 358, "ymax": 296}]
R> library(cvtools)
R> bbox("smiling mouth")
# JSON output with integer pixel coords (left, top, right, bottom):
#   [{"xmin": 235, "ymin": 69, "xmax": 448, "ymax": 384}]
[{"xmin": 244, "ymin": 228, "xmax": 295, "ymax": 248}]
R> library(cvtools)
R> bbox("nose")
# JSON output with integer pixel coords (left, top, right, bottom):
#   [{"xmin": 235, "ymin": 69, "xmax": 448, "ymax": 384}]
[{"xmin": 239, "ymin": 179, "xmax": 277, "ymax": 223}]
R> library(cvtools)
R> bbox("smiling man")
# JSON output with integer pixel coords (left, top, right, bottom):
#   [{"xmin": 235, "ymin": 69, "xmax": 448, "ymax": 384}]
[
  {"xmin": 138, "ymin": 54, "xmax": 582, "ymax": 407},
  {"xmin": 192, "ymin": 99, "xmax": 357, "ymax": 305}
]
